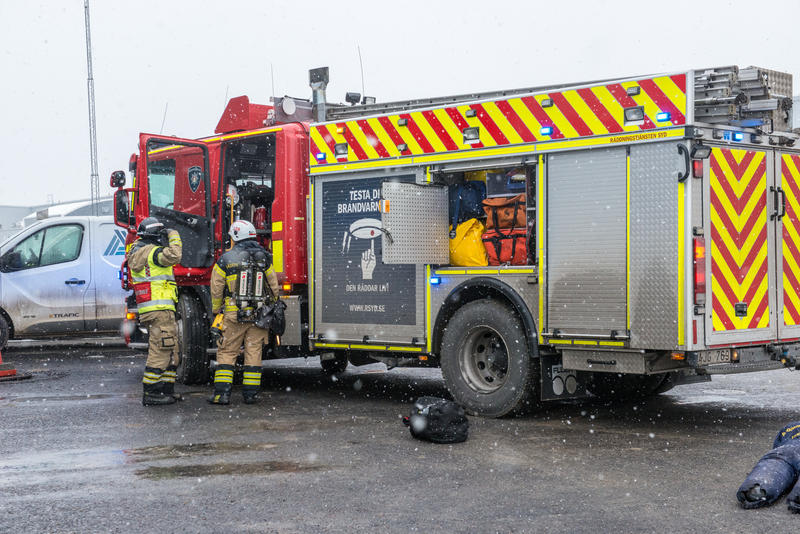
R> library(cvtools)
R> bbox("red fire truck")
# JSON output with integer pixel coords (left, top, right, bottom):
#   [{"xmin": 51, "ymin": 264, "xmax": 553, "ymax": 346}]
[{"xmin": 115, "ymin": 65, "xmax": 800, "ymax": 417}]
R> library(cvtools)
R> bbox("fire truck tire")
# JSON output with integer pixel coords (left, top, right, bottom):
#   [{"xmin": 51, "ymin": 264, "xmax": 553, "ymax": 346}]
[
  {"xmin": 321, "ymin": 351, "xmax": 349, "ymax": 374},
  {"xmin": 0, "ymin": 313, "xmax": 9, "ymax": 351},
  {"xmin": 440, "ymin": 299, "xmax": 539, "ymax": 418},
  {"xmin": 586, "ymin": 373, "xmax": 667, "ymax": 400},
  {"xmin": 176, "ymin": 293, "xmax": 209, "ymax": 385}
]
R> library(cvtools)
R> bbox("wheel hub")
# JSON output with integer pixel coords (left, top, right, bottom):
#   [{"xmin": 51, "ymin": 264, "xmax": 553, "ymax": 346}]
[{"xmin": 458, "ymin": 326, "xmax": 509, "ymax": 393}]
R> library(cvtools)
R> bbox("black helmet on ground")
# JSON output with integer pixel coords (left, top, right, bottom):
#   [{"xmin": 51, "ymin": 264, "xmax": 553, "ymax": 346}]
[{"xmin": 137, "ymin": 217, "xmax": 165, "ymax": 241}]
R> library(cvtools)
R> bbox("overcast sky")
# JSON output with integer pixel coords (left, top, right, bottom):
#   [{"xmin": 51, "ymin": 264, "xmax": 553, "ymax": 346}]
[{"xmin": 1, "ymin": 0, "xmax": 799, "ymax": 206}]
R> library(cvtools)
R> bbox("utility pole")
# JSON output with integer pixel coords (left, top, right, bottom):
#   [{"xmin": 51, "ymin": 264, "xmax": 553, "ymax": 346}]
[{"xmin": 84, "ymin": 0, "xmax": 100, "ymax": 216}]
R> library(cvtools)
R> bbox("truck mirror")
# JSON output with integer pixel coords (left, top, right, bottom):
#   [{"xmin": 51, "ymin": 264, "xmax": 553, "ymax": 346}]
[
  {"xmin": 114, "ymin": 189, "xmax": 131, "ymax": 228},
  {"xmin": 110, "ymin": 170, "xmax": 126, "ymax": 188}
]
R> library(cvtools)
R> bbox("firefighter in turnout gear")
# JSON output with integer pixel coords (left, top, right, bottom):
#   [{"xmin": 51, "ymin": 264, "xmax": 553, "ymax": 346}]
[
  {"xmin": 127, "ymin": 217, "xmax": 183, "ymax": 406},
  {"xmin": 208, "ymin": 220, "xmax": 279, "ymax": 405}
]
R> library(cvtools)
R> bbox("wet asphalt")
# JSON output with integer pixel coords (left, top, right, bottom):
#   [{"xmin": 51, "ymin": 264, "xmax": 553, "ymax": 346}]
[{"xmin": 1, "ymin": 345, "xmax": 800, "ymax": 533}]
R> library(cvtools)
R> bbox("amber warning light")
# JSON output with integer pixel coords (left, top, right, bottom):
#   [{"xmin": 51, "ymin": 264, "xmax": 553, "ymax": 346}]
[{"xmin": 694, "ymin": 237, "xmax": 706, "ymax": 305}]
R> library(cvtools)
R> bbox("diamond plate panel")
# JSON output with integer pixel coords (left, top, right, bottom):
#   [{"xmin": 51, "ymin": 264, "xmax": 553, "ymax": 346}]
[
  {"xmin": 381, "ymin": 182, "xmax": 449, "ymax": 264},
  {"xmin": 629, "ymin": 142, "xmax": 681, "ymax": 349}
]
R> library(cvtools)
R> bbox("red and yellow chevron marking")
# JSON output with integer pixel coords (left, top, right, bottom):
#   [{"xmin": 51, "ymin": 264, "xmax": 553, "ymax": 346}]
[
  {"xmin": 309, "ymin": 74, "xmax": 687, "ymax": 167},
  {"xmin": 709, "ymin": 147, "xmax": 769, "ymax": 332},
  {"xmin": 781, "ymin": 154, "xmax": 800, "ymax": 326}
]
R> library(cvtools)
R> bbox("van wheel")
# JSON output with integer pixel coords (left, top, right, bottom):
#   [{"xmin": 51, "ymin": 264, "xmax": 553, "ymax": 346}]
[
  {"xmin": 176, "ymin": 293, "xmax": 209, "ymax": 385},
  {"xmin": 0, "ymin": 313, "xmax": 9, "ymax": 351},
  {"xmin": 440, "ymin": 299, "xmax": 539, "ymax": 418},
  {"xmin": 321, "ymin": 351, "xmax": 349, "ymax": 374}
]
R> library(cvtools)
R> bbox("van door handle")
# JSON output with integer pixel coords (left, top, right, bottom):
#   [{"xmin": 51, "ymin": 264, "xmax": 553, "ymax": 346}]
[{"xmin": 65, "ymin": 279, "xmax": 86, "ymax": 285}]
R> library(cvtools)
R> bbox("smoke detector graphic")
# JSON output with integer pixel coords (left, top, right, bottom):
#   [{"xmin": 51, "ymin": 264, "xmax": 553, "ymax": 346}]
[{"xmin": 342, "ymin": 217, "xmax": 382, "ymax": 280}]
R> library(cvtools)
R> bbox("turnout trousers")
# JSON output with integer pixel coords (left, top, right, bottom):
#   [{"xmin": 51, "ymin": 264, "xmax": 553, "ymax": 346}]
[
  {"xmin": 210, "ymin": 312, "xmax": 267, "ymax": 403},
  {"xmin": 140, "ymin": 310, "xmax": 180, "ymax": 391}
]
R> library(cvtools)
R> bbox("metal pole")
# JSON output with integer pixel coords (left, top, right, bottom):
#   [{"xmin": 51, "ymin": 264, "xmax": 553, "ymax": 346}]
[{"xmin": 84, "ymin": 0, "xmax": 100, "ymax": 216}]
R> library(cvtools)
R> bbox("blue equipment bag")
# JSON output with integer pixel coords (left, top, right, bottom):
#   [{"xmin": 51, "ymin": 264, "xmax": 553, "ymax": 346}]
[{"xmin": 448, "ymin": 182, "xmax": 486, "ymax": 229}]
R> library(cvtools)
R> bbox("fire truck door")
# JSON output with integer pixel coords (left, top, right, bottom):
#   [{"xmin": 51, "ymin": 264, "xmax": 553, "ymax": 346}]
[
  {"xmin": 776, "ymin": 151, "xmax": 800, "ymax": 340},
  {"xmin": 140, "ymin": 134, "xmax": 214, "ymax": 268},
  {"xmin": 705, "ymin": 146, "xmax": 777, "ymax": 345}
]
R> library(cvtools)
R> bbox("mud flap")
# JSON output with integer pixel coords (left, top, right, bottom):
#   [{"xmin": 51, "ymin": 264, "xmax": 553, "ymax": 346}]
[{"xmin": 539, "ymin": 352, "xmax": 589, "ymax": 401}]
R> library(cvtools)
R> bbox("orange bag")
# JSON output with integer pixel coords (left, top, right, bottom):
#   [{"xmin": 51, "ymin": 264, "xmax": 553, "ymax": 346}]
[
  {"xmin": 482, "ymin": 228, "xmax": 527, "ymax": 266},
  {"xmin": 483, "ymin": 194, "xmax": 526, "ymax": 230}
]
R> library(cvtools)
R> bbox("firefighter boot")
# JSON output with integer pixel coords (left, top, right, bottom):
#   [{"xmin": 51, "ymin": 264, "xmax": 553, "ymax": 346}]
[
  {"xmin": 161, "ymin": 366, "xmax": 183, "ymax": 401},
  {"xmin": 208, "ymin": 364, "xmax": 234, "ymax": 405},
  {"xmin": 142, "ymin": 367, "xmax": 177, "ymax": 406},
  {"xmin": 242, "ymin": 365, "xmax": 262, "ymax": 404}
]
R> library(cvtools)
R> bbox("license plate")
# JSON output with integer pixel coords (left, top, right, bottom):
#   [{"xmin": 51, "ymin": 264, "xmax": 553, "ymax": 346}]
[{"xmin": 696, "ymin": 349, "xmax": 731, "ymax": 365}]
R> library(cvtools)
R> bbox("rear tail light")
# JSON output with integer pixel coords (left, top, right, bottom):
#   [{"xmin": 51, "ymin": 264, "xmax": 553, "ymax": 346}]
[
  {"xmin": 694, "ymin": 237, "xmax": 706, "ymax": 305},
  {"xmin": 692, "ymin": 159, "xmax": 704, "ymax": 178}
]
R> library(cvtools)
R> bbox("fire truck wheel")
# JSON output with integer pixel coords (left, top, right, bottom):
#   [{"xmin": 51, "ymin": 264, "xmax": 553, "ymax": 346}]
[
  {"xmin": 176, "ymin": 293, "xmax": 210, "ymax": 385},
  {"xmin": 0, "ymin": 313, "xmax": 9, "ymax": 351},
  {"xmin": 321, "ymin": 351, "xmax": 349, "ymax": 374},
  {"xmin": 440, "ymin": 299, "xmax": 539, "ymax": 418},
  {"xmin": 586, "ymin": 372, "xmax": 667, "ymax": 400}
]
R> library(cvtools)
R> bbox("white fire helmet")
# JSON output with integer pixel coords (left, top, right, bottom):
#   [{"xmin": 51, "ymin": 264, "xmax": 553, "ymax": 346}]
[{"xmin": 229, "ymin": 220, "xmax": 257, "ymax": 242}]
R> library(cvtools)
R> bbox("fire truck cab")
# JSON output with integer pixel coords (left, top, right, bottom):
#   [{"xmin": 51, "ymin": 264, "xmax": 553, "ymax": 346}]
[{"xmin": 115, "ymin": 96, "xmax": 310, "ymax": 383}]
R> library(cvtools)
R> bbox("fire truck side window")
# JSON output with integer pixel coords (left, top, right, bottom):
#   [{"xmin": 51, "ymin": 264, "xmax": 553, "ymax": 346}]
[
  {"xmin": 148, "ymin": 159, "xmax": 176, "ymax": 209},
  {"xmin": 147, "ymin": 146, "xmax": 207, "ymax": 217}
]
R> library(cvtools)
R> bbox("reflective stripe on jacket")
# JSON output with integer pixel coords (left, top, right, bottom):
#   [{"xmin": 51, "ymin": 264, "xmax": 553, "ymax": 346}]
[{"xmin": 130, "ymin": 246, "xmax": 178, "ymax": 313}]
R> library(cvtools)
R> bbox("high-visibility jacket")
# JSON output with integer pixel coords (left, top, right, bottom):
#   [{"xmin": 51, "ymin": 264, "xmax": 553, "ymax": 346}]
[{"xmin": 128, "ymin": 231, "xmax": 182, "ymax": 314}]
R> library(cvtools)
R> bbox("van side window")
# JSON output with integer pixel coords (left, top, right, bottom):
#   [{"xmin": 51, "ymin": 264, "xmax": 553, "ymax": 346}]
[
  {"xmin": 40, "ymin": 225, "xmax": 83, "ymax": 267},
  {"xmin": 2, "ymin": 224, "xmax": 83, "ymax": 271},
  {"xmin": 5, "ymin": 229, "xmax": 45, "ymax": 270}
]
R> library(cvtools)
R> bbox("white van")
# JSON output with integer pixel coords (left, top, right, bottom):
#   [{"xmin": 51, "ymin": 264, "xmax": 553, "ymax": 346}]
[{"xmin": 0, "ymin": 216, "xmax": 127, "ymax": 349}]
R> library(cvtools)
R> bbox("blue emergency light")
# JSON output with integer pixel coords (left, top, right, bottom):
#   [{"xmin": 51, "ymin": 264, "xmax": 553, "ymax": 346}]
[
  {"xmin": 429, "ymin": 276, "xmax": 441, "ymax": 285},
  {"xmin": 733, "ymin": 132, "xmax": 744, "ymax": 142},
  {"xmin": 315, "ymin": 152, "xmax": 326, "ymax": 161},
  {"xmin": 540, "ymin": 126, "xmax": 553, "ymax": 136},
  {"xmin": 656, "ymin": 112, "xmax": 671, "ymax": 122}
]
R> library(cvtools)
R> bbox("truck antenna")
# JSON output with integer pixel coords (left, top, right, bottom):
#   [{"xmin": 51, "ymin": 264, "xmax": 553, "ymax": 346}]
[
  {"xmin": 357, "ymin": 45, "xmax": 366, "ymax": 96},
  {"xmin": 83, "ymin": 0, "xmax": 100, "ymax": 217},
  {"xmin": 159, "ymin": 102, "xmax": 169, "ymax": 134},
  {"xmin": 224, "ymin": 85, "xmax": 229, "ymax": 107},
  {"xmin": 270, "ymin": 63, "xmax": 276, "ymax": 104}
]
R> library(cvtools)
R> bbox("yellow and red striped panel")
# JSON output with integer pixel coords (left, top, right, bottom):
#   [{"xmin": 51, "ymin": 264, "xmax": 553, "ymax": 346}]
[
  {"xmin": 781, "ymin": 154, "xmax": 800, "ymax": 325},
  {"xmin": 309, "ymin": 74, "xmax": 687, "ymax": 167},
  {"xmin": 709, "ymin": 147, "xmax": 770, "ymax": 331}
]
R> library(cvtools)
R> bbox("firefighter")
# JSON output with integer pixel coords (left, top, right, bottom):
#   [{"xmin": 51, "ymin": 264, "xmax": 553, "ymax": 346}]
[
  {"xmin": 127, "ymin": 217, "xmax": 183, "ymax": 406},
  {"xmin": 208, "ymin": 220, "xmax": 279, "ymax": 405}
]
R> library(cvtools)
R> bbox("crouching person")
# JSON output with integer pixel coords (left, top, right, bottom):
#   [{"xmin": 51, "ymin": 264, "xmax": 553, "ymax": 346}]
[
  {"xmin": 208, "ymin": 220, "xmax": 279, "ymax": 405},
  {"xmin": 127, "ymin": 217, "xmax": 183, "ymax": 406}
]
